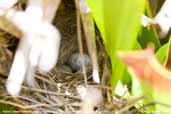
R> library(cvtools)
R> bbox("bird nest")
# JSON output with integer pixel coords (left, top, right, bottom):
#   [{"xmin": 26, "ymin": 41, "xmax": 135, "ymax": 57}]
[
  {"xmin": 0, "ymin": 1, "xmax": 146, "ymax": 114},
  {"xmin": 0, "ymin": 1, "xmax": 110, "ymax": 114}
]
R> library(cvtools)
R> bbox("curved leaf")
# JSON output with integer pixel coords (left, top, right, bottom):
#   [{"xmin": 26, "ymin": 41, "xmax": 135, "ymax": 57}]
[{"xmin": 86, "ymin": 0, "xmax": 145, "ymax": 87}]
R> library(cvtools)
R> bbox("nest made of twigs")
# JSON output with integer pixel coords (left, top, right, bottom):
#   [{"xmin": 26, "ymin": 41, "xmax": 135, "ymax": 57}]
[
  {"xmin": 0, "ymin": 1, "xmax": 148, "ymax": 114},
  {"xmin": 0, "ymin": 1, "xmax": 109, "ymax": 114}
]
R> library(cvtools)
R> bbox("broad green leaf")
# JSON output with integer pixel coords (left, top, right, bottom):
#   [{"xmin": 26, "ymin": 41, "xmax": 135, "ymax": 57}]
[
  {"xmin": 156, "ymin": 37, "xmax": 171, "ymax": 65},
  {"xmin": 86, "ymin": 0, "xmax": 145, "ymax": 87},
  {"xmin": 154, "ymin": 91, "xmax": 171, "ymax": 113},
  {"xmin": 134, "ymin": 41, "xmax": 142, "ymax": 49},
  {"xmin": 138, "ymin": 1, "xmax": 161, "ymax": 51},
  {"xmin": 138, "ymin": 26, "xmax": 161, "ymax": 51},
  {"xmin": 165, "ymin": 37, "xmax": 171, "ymax": 69},
  {"xmin": 156, "ymin": 43, "xmax": 168, "ymax": 63},
  {"xmin": 121, "ymin": 70, "xmax": 132, "ymax": 86}
]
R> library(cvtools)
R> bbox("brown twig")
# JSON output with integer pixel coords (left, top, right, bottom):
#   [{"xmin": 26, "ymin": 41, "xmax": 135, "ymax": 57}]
[
  {"xmin": 22, "ymin": 86, "xmax": 80, "ymax": 100},
  {"xmin": 75, "ymin": 0, "xmax": 88, "ymax": 86}
]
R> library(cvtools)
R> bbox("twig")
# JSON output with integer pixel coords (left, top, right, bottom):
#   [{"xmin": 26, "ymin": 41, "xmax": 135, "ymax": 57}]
[
  {"xmin": 0, "ymin": 99, "xmax": 27, "ymax": 109},
  {"xmin": 78, "ymin": 0, "xmax": 100, "ymax": 83},
  {"xmin": 36, "ymin": 74, "xmax": 56, "ymax": 86},
  {"xmin": 24, "ymin": 103, "xmax": 59, "ymax": 109},
  {"xmin": 18, "ymin": 96, "xmax": 40, "ymax": 104},
  {"xmin": 87, "ymin": 84, "xmax": 113, "ymax": 90},
  {"xmin": 115, "ymin": 96, "xmax": 144, "ymax": 114},
  {"xmin": 127, "ymin": 102, "xmax": 156, "ymax": 114},
  {"xmin": 75, "ymin": 0, "xmax": 88, "ymax": 86},
  {"xmin": 22, "ymin": 86, "xmax": 80, "ymax": 100},
  {"xmin": 34, "ymin": 93, "xmax": 57, "ymax": 105}
]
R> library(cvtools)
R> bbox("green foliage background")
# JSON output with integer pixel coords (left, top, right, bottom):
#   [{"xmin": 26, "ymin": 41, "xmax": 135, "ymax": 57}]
[{"xmin": 87, "ymin": 0, "xmax": 171, "ymax": 113}]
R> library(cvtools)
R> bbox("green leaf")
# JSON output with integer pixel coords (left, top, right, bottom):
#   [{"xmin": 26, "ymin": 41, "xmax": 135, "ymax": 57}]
[
  {"xmin": 165, "ymin": 37, "xmax": 171, "ymax": 69},
  {"xmin": 138, "ymin": 1, "xmax": 161, "ymax": 51},
  {"xmin": 156, "ymin": 43, "xmax": 168, "ymax": 63},
  {"xmin": 138, "ymin": 26, "xmax": 161, "ymax": 51},
  {"xmin": 86, "ymin": 0, "xmax": 145, "ymax": 87},
  {"xmin": 154, "ymin": 91, "xmax": 171, "ymax": 113},
  {"xmin": 134, "ymin": 41, "xmax": 142, "ymax": 49}
]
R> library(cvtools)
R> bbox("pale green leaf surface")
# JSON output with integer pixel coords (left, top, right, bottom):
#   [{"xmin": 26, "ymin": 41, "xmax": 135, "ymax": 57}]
[
  {"xmin": 156, "ymin": 43, "xmax": 168, "ymax": 63},
  {"xmin": 138, "ymin": 1, "xmax": 161, "ymax": 51},
  {"xmin": 86, "ymin": 0, "xmax": 145, "ymax": 86},
  {"xmin": 138, "ymin": 26, "xmax": 161, "ymax": 51}
]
